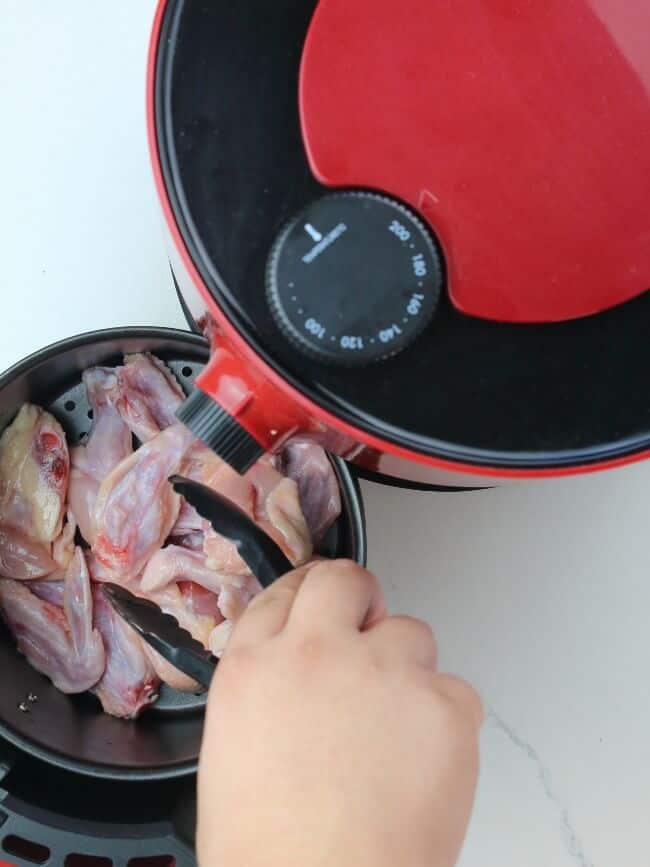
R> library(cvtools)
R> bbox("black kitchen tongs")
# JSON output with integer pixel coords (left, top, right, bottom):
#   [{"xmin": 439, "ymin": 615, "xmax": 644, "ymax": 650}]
[
  {"xmin": 169, "ymin": 475, "xmax": 293, "ymax": 587},
  {"xmin": 102, "ymin": 475, "xmax": 293, "ymax": 688}
]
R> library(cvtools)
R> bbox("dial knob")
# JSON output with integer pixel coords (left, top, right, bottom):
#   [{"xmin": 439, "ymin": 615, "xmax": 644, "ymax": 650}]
[{"xmin": 266, "ymin": 191, "xmax": 442, "ymax": 365}]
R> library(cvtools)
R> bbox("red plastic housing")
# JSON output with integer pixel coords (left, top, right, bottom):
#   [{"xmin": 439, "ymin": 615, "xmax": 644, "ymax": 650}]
[
  {"xmin": 300, "ymin": 0, "xmax": 650, "ymax": 322},
  {"xmin": 147, "ymin": 0, "xmax": 650, "ymax": 483}
]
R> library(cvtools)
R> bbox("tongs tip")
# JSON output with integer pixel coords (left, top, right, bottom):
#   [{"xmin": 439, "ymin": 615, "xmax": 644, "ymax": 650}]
[{"xmin": 166, "ymin": 474, "xmax": 292, "ymax": 587}]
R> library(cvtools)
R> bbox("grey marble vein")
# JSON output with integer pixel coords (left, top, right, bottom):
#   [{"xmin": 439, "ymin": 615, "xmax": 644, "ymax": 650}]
[{"xmin": 488, "ymin": 708, "xmax": 595, "ymax": 867}]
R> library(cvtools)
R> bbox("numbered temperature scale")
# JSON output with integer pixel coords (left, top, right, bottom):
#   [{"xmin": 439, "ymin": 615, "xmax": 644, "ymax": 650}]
[
  {"xmin": 266, "ymin": 193, "xmax": 441, "ymax": 365},
  {"xmin": 149, "ymin": 0, "xmax": 650, "ymax": 489}
]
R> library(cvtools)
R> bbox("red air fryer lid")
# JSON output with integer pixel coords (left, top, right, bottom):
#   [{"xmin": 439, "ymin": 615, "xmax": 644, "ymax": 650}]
[{"xmin": 151, "ymin": 0, "xmax": 650, "ymax": 473}]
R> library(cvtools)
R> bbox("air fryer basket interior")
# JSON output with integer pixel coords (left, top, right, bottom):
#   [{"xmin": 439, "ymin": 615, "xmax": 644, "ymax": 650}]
[{"xmin": 0, "ymin": 328, "xmax": 366, "ymax": 780}]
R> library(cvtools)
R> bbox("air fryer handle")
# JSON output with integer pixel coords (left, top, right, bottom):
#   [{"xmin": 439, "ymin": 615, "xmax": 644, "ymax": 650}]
[
  {"xmin": 177, "ymin": 387, "xmax": 265, "ymax": 473},
  {"xmin": 0, "ymin": 742, "xmax": 195, "ymax": 866},
  {"xmin": 177, "ymin": 338, "xmax": 308, "ymax": 472},
  {"xmin": 0, "ymin": 789, "xmax": 195, "ymax": 866}
]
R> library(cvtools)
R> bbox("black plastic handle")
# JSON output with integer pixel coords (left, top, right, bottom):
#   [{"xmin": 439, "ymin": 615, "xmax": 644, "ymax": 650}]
[
  {"xmin": 176, "ymin": 388, "xmax": 264, "ymax": 473},
  {"xmin": 0, "ymin": 745, "xmax": 196, "ymax": 866},
  {"xmin": 0, "ymin": 794, "xmax": 196, "ymax": 866}
]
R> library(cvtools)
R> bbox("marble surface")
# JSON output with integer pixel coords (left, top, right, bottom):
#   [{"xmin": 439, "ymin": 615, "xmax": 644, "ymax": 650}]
[{"xmin": 2, "ymin": 4, "xmax": 649, "ymax": 865}]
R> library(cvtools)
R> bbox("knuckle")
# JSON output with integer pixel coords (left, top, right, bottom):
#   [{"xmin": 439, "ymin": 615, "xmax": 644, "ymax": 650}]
[
  {"xmin": 434, "ymin": 674, "xmax": 484, "ymax": 729},
  {"xmin": 404, "ymin": 615, "xmax": 436, "ymax": 643},
  {"xmin": 303, "ymin": 559, "xmax": 378, "ymax": 605},
  {"xmin": 245, "ymin": 581, "xmax": 295, "ymax": 615},
  {"xmin": 288, "ymin": 629, "xmax": 328, "ymax": 667},
  {"xmin": 310, "ymin": 558, "xmax": 369, "ymax": 584},
  {"xmin": 387, "ymin": 615, "xmax": 436, "ymax": 651},
  {"xmin": 219, "ymin": 642, "xmax": 255, "ymax": 671}
]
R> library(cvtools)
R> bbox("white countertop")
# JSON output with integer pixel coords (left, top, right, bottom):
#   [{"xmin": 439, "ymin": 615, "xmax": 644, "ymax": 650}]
[{"xmin": 2, "ymin": 4, "xmax": 649, "ymax": 865}]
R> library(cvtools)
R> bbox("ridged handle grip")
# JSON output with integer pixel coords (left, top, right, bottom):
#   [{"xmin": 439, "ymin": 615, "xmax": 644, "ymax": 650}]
[{"xmin": 176, "ymin": 388, "xmax": 264, "ymax": 473}]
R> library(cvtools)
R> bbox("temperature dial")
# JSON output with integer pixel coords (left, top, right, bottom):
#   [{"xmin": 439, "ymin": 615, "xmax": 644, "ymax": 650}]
[{"xmin": 266, "ymin": 191, "xmax": 442, "ymax": 365}]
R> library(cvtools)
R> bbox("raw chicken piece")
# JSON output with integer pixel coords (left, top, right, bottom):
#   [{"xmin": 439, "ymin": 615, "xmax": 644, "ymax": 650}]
[
  {"xmin": 93, "ymin": 424, "xmax": 192, "ymax": 578},
  {"xmin": 0, "ymin": 512, "xmax": 75, "ymax": 582},
  {"xmin": 86, "ymin": 551, "xmax": 117, "ymax": 584},
  {"xmin": 141, "ymin": 543, "xmax": 261, "ymax": 622},
  {"xmin": 199, "ymin": 454, "xmax": 311, "ymax": 574},
  {"xmin": 217, "ymin": 574, "xmax": 262, "ymax": 620},
  {"xmin": 169, "ymin": 496, "xmax": 206, "ymax": 539},
  {"xmin": 202, "ymin": 530, "xmax": 249, "ymax": 575},
  {"xmin": 0, "ymin": 525, "xmax": 57, "ymax": 580},
  {"xmin": 181, "ymin": 444, "xmax": 312, "ymax": 572},
  {"xmin": 148, "ymin": 580, "xmax": 216, "ymax": 647},
  {"xmin": 171, "ymin": 529, "xmax": 205, "ymax": 551},
  {"xmin": 0, "ymin": 580, "xmax": 71, "ymax": 686},
  {"xmin": 52, "ymin": 511, "xmax": 77, "ymax": 570},
  {"xmin": 92, "ymin": 584, "xmax": 160, "ymax": 719},
  {"xmin": 115, "ymin": 353, "xmax": 184, "ymax": 442},
  {"xmin": 179, "ymin": 580, "xmax": 223, "ymax": 620},
  {"xmin": 142, "ymin": 583, "xmax": 216, "ymax": 692},
  {"xmin": 180, "ymin": 441, "xmax": 255, "ymax": 514},
  {"xmin": 246, "ymin": 452, "xmax": 283, "ymax": 506},
  {"xmin": 63, "ymin": 549, "xmax": 106, "ymax": 680},
  {"xmin": 180, "ymin": 442, "xmax": 258, "ymax": 573},
  {"xmin": 141, "ymin": 544, "xmax": 226, "ymax": 595},
  {"xmin": 0, "ymin": 404, "xmax": 69, "ymax": 541},
  {"xmin": 248, "ymin": 455, "xmax": 313, "ymax": 564},
  {"xmin": 0, "ymin": 405, "xmax": 69, "ymax": 578},
  {"xmin": 260, "ymin": 477, "xmax": 312, "ymax": 565},
  {"xmin": 26, "ymin": 579, "xmax": 65, "ymax": 606},
  {"xmin": 142, "ymin": 645, "xmax": 200, "ymax": 694},
  {"xmin": 281, "ymin": 440, "xmax": 341, "ymax": 543},
  {"xmin": 209, "ymin": 619, "xmax": 234, "ymax": 657},
  {"xmin": 69, "ymin": 368, "xmax": 132, "ymax": 544},
  {"xmin": 0, "ymin": 548, "xmax": 105, "ymax": 693}
]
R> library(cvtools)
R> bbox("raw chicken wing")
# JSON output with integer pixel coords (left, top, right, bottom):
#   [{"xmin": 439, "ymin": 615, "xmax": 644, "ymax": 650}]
[
  {"xmin": 208, "ymin": 619, "xmax": 234, "ymax": 657},
  {"xmin": 141, "ymin": 544, "xmax": 226, "ymax": 595},
  {"xmin": 0, "ymin": 405, "xmax": 69, "ymax": 578},
  {"xmin": 92, "ymin": 584, "xmax": 160, "ymax": 719},
  {"xmin": 178, "ymin": 580, "xmax": 223, "ymax": 620},
  {"xmin": 179, "ymin": 442, "xmax": 259, "ymax": 573},
  {"xmin": 0, "ymin": 525, "xmax": 57, "ymax": 580},
  {"xmin": 171, "ymin": 441, "xmax": 256, "ymax": 550},
  {"xmin": 52, "ymin": 510, "xmax": 77, "ymax": 570},
  {"xmin": 69, "ymin": 368, "xmax": 132, "ymax": 544},
  {"xmin": 0, "ymin": 512, "xmax": 74, "ymax": 582},
  {"xmin": 26, "ymin": 579, "xmax": 65, "ymax": 606},
  {"xmin": 142, "ymin": 582, "xmax": 216, "ymax": 691},
  {"xmin": 217, "ymin": 574, "xmax": 262, "ymax": 620},
  {"xmin": 141, "ymin": 543, "xmax": 261, "ymax": 622},
  {"xmin": 281, "ymin": 440, "xmax": 341, "ymax": 543},
  {"xmin": 62, "ymin": 548, "xmax": 106, "ymax": 683},
  {"xmin": 248, "ymin": 455, "xmax": 312, "ymax": 564},
  {"xmin": 115, "ymin": 353, "xmax": 184, "ymax": 442},
  {"xmin": 0, "ymin": 548, "xmax": 105, "ymax": 693},
  {"xmin": 264, "ymin": 478, "xmax": 312, "ymax": 564},
  {"xmin": 93, "ymin": 423, "xmax": 192, "ymax": 578}
]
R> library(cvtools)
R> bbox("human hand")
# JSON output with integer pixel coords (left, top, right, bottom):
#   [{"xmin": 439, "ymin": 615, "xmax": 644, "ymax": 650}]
[{"xmin": 197, "ymin": 559, "xmax": 482, "ymax": 867}]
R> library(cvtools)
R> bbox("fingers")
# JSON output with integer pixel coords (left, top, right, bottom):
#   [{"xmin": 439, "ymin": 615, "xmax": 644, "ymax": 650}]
[
  {"xmin": 288, "ymin": 559, "xmax": 388, "ymax": 633},
  {"xmin": 435, "ymin": 674, "xmax": 484, "ymax": 731},
  {"xmin": 228, "ymin": 560, "xmax": 386, "ymax": 650},
  {"xmin": 364, "ymin": 615, "xmax": 438, "ymax": 669},
  {"xmin": 227, "ymin": 562, "xmax": 316, "ymax": 649}
]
